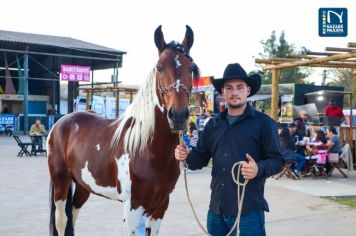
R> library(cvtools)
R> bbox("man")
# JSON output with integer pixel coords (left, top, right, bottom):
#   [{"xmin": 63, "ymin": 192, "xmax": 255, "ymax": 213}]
[
  {"xmin": 203, "ymin": 110, "xmax": 213, "ymax": 127},
  {"xmin": 324, "ymin": 98, "xmax": 345, "ymax": 125},
  {"xmin": 175, "ymin": 63, "xmax": 283, "ymax": 236},
  {"xmin": 29, "ymin": 118, "xmax": 46, "ymax": 152},
  {"xmin": 298, "ymin": 110, "xmax": 310, "ymax": 137}
]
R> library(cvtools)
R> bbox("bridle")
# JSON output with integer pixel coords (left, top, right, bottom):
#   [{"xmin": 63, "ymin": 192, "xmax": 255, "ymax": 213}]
[{"xmin": 158, "ymin": 41, "xmax": 197, "ymax": 96}]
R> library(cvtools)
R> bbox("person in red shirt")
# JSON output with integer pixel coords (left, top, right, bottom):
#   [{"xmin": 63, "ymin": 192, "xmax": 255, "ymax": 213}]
[{"xmin": 325, "ymin": 98, "xmax": 345, "ymax": 124}]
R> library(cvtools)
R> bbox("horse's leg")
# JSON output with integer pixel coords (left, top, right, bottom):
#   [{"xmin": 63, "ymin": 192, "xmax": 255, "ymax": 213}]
[
  {"xmin": 145, "ymin": 217, "xmax": 163, "ymax": 236},
  {"xmin": 72, "ymin": 183, "xmax": 90, "ymax": 227},
  {"xmin": 145, "ymin": 199, "xmax": 168, "ymax": 236},
  {"xmin": 50, "ymin": 180, "xmax": 74, "ymax": 236},
  {"xmin": 49, "ymin": 152, "xmax": 74, "ymax": 236},
  {"xmin": 123, "ymin": 201, "xmax": 145, "ymax": 236}
]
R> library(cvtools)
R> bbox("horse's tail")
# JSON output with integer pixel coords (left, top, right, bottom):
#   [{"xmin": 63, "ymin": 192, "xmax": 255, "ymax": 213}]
[{"xmin": 49, "ymin": 182, "xmax": 74, "ymax": 236}]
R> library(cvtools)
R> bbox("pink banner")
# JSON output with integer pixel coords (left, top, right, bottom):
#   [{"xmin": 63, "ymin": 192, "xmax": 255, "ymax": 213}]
[{"xmin": 61, "ymin": 64, "xmax": 91, "ymax": 82}]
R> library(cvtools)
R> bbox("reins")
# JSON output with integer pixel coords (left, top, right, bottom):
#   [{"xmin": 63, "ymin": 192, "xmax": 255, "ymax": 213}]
[{"xmin": 179, "ymin": 131, "xmax": 249, "ymax": 236}]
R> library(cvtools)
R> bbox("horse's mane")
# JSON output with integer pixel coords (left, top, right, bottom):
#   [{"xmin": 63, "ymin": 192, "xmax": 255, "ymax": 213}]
[{"xmin": 111, "ymin": 68, "xmax": 162, "ymax": 154}]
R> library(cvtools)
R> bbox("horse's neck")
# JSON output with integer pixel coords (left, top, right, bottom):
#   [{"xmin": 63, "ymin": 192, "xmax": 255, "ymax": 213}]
[
  {"xmin": 154, "ymin": 107, "xmax": 178, "ymax": 140},
  {"xmin": 150, "ymin": 108, "xmax": 179, "ymax": 158}
]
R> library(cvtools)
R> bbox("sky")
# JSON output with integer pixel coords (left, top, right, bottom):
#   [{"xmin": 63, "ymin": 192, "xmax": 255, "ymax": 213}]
[{"xmin": 0, "ymin": 0, "xmax": 354, "ymax": 86}]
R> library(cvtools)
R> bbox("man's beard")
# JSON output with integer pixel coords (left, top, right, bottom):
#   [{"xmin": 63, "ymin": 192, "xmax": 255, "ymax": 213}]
[{"xmin": 227, "ymin": 101, "xmax": 246, "ymax": 109}]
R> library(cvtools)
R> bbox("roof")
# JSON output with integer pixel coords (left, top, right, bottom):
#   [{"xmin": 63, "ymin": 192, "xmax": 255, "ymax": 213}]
[
  {"xmin": 305, "ymin": 90, "xmax": 352, "ymax": 96},
  {"xmin": 247, "ymin": 94, "xmax": 272, "ymax": 101},
  {"xmin": 0, "ymin": 30, "xmax": 125, "ymax": 54},
  {"xmin": 0, "ymin": 30, "xmax": 126, "ymax": 71}
]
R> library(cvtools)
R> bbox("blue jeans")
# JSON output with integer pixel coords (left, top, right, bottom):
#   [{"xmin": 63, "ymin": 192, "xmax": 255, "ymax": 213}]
[
  {"xmin": 293, "ymin": 153, "xmax": 307, "ymax": 172},
  {"xmin": 207, "ymin": 210, "xmax": 266, "ymax": 236}
]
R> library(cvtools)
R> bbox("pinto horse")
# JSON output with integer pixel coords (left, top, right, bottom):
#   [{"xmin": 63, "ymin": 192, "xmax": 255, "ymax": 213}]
[{"xmin": 48, "ymin": 25, "xmax": 199, "ymax": 236}]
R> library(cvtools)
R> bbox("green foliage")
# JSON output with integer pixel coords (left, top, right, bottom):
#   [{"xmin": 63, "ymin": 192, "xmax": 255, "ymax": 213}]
[
  {"xmin": 255, "ymin": 31, "xmax": 311, "ymax": 84},
  {"xmin": 327, "ymin": 68, "xmax": 356, "ymax": 107},
  {"xmin": 324, "ymin": 196, "xmax": 356, "ymax": 209}
]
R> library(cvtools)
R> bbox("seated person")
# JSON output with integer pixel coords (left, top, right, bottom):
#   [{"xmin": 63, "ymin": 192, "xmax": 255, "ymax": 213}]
[
  {"xmin": 279, "ymin": 127, "xmax": 306, "ymax": 178},
  {"xmin": 325, "ymin": 126, "xmax": 341, "ymax": 172},
  {"xmin": 30, "ymin": 118, "xmax": 46, "ymax": 150},
  {"xmin": 288, "ymin": 121, "xmax": 307, "ymax": 156},
  {"xmin": 306, "ymin": 130, "xmax": 328, "ymax": 163}
]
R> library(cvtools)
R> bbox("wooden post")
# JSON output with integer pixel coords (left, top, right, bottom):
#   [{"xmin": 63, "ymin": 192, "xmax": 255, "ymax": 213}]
[
  {"xmin": 115, "ymin": 90, "xmax": 120, "ymax": 118},
  {"xmin": 86, "ymin": 91, "xmax": 90, "ymax": 111},
  {"xmin": 271, "ymin": 69, "xmax": 280, "ymax": 121}
]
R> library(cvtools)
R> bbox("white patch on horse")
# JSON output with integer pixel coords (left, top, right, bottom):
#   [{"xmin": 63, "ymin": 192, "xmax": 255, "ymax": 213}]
[
  {"xmin": 54, "ymin": 200, "xmax": 67, "ymax": 236},
  {"xmin": 123, "ymin": 202, "xmax": 145, "ymax": 236},
  {"xmin": 117, "ymin": 154, "xmax": 131, "ymax": 201},
  {"xmin": 74, "ymin": 123, "xmax": 79, "ymax": 132},
  {"xmin": 72, "ymin": 207, "xmax": 80, "ymax": 226},
  {"xmin": 81, "ymin": 161, "xmax": 120, "ymax": 200},
  {"xmin": 96, "ymin": 144, "xmax": 100, "ymax": 151},
  {"xmin": 174, "ymin": 55, "xmax": 181, "ymax": 68}
]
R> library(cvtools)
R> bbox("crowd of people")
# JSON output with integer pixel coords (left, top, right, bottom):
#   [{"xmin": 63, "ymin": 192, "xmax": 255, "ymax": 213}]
[{"xmin": 278, "ymin": 114, "xmax": 342, "ymax": 178}]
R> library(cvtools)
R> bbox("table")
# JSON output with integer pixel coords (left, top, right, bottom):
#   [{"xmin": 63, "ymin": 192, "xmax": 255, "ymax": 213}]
[{"xmin": 30, "ymin": 134, "xmax": 47, "ymax": 156}]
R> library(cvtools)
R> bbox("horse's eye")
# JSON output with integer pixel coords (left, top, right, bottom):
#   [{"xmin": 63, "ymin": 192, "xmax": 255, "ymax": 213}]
[{"xmin": 156, "ymin": 65, "xmax": 163, "ymax": 73}]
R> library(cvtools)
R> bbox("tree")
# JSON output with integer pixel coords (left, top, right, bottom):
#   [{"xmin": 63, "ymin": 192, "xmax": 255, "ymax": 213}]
[
  {"xmin": 327, "ymin": 68, "xmax": 356, "ymax": 108},
  {"xmin": 253, "ymin": 31, "xmax": 311, "ymax": 84}
]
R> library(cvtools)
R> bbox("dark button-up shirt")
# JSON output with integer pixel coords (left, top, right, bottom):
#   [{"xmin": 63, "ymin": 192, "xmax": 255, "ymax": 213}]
[{"xmin": 186, "ymin": 104, "xmax": 283, "ymax": 216}]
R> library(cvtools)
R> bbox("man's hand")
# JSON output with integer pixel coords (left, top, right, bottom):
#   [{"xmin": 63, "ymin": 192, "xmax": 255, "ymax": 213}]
[
  {"xmin": 174, "ymin": 142, "xmax": 190, "ymax": 161},
  {"xmin": 241, "ymin": 154, "xmax": 258, "ymax": 180}
]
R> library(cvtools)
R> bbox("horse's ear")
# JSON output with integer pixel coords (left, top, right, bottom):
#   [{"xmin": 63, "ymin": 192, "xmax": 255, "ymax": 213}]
[
  {"xmin": 154, "ymin": 25, "xmax": 166, "ymax": 53},
  {"xmin": 182, "ymin": 25, "xmax": 194, "ymax": 51}
]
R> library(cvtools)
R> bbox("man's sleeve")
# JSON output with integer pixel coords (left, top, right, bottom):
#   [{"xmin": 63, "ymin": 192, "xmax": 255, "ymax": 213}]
[
  {"xmin": 256, "ymin": 118, "xmax": 284, "ymax": 178},
  {"xmin": 186, "ymin": 126, "xmax": 212, "ymax": 170},
  {"xmin": 29, "ymin": 125, "xmax": 35, "ymax": 135}
]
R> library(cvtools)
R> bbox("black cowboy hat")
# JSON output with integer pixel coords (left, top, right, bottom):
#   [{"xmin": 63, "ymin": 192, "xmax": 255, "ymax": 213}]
[{"xmin": 210, "ymin": 63, "xmax": 261, "ymax": 97}]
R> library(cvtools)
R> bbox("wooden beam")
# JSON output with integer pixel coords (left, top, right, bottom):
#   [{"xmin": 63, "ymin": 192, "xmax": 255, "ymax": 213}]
[
  {"xmin": 287, "ymin": 54, "xmax": 317, "ymax": 59},
  {"xmin": 308, "ymin": 63, "xmax": 356, "ymax": 69},
  {"xmin": 262, "ymin": 52, "xmax": 356, "ymax": 70},
  {"xmin": 325, "ymin": 47, "xmax": 356, "ymax": 52},
  {"xmin": 256, "ymin": 58, "xmax": 356, "ymax": 68},
  {"xmin": 271, "ymin": 69, "xmax": 280, "ymax": 121},
  {"xmin": 347, "ymin": 42, "xmax": 356, "ymax": 48},
  {"xmin": 307, "ymin": 51, "xmax": 339, "ymax": 56},
  {"xmin": 288, "ymin": 54, "xmax": 356, "ymax": 63}
]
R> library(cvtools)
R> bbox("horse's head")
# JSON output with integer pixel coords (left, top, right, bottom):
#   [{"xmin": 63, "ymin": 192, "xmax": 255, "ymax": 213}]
[{"xmin": 154, "ymin": 25, "xmax": 199, "ymax": 132}]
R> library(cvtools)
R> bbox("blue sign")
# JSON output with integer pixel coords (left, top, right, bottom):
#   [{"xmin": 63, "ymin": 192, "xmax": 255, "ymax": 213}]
[
  {"xmin": 0, "ymin": 114, "xmax": 15, "ymax": 125},
  {"xmin": 0, "ymin": 114, "xmax": 16, "ymax": 132},
  {"xmin": 319, "ymin": 8, "xmax": 348, "ymax": 37}
]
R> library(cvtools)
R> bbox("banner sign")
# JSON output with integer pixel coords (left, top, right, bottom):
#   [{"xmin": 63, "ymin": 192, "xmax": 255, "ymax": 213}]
[
  {"xmin": 61, "ymin": 64, "xmax": 91, "ymax": 82},
  {"xmin": 280, "ymin": 95, "xmax": 294, "ymax": 123},
  {"xmin": 0, "ymin": 114, "xmax": 16, "ymax": 131},
  {"xmin": 192, "ymin": 76, "xmax": 214, "ymax": 93}
]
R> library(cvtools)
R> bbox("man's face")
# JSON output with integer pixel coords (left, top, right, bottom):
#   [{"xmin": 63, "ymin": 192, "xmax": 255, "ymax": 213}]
[
  {"xmin": 35, "ymin": 120, "xmax": 41, "ymax": 126},
  {"xmin": 288, "ymin": 126, "xmax": 297, "ymax": 134},
  {"xmin": 221, "ymin": 79, "xmax": 250, "ymax": 109},
  {"xmin": 330, "ymin": 100, "xmax": 336, "ymax": 107}
]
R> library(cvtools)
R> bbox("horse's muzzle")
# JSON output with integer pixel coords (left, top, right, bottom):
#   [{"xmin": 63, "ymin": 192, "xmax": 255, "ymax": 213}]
[{"xmin": 167, "ymin": 107, "xmax": 189, "ymax": 132}]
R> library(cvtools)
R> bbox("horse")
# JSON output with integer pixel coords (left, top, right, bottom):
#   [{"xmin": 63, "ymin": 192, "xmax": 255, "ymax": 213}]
[{"xmin": 48, "ymin": 25, "xmax": 199, "ymax": 236}]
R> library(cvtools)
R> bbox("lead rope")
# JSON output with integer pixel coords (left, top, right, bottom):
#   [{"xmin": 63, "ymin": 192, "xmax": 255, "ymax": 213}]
[{"xmin": 179, "ymin": 131, "xmax": 249, "ymax": 236}]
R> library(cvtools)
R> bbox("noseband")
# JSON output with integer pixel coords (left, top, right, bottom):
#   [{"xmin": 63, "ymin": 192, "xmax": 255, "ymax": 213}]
[
  {"xmin": 159, "ymin": 79, "xmax": 189, "ymax": 94},
  {"xmin": 158, "ymin": 41, "xmax": 197, "ymax": 95}
]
